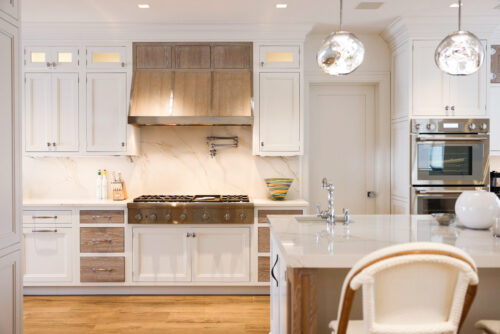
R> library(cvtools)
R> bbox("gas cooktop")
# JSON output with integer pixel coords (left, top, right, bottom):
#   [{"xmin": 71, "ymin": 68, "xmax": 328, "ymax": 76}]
[{"xmin": 133, "ymin": 195, "xmax": 250, "ymax": 203}]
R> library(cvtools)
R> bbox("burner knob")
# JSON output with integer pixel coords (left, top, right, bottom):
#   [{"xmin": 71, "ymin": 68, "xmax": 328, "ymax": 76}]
[
  {"xmin": 179, "ymin": 213, "xmax": 187, "ymax": 221},
  {"xmin": 239, "ymin": 212, "xmax": 246, "ymax": 221},
  {"xmin": 165, "ymin": 213, "xmax": 172, "ymax": 222},
  {"xmin": 480, "ymin": 123, "xmax": 488, "ymax": 131},
  {"xmin": 469, "ymin": 123, "xmax": 477, "ymax": 130},
  {"xmin": 415, "ymin": 123, "xmax": 420, "ymax": 130},
  {"xmin": 224, "ymin": 213, "xmax": 231, "ymax": 221},
  {"xmin": 202, "ymin": 211, "xmax": 210, "ymax": 221},
  {"xmin": 134, "ymin": 213, "xmax": 143, "ymax": 221},
  {"xmin": 149, "ymin": 213, "xmax": 157, "ymax": 221}
]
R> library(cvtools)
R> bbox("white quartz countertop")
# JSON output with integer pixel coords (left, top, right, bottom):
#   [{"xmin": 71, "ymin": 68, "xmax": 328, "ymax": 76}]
[
  {"xmin": 23, "ymin": 198, "xmax": 131, "ymax": 207},
  {"xmin": 269, "ymin": 215, "xmax": 500, "ymax": 269},
  {"xmin": 252, "ymin": 198, "xmax": 309, "ymax": 207}
]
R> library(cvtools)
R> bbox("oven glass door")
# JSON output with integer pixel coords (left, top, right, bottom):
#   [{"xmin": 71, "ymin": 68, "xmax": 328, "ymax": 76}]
[
  {"xmin": 412, "ymin": 135, "xmax": 488, "ymax": 185},
  {"xmin": 415, "ymin": 193, "xmax": 459, "ymax": 214}
]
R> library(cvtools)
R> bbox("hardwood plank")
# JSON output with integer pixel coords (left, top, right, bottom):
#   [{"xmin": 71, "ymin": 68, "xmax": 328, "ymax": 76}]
[
  {"xmin": 80, "ymin": 257, "xmax": 125, "ymax": 282},
  {"xmin": 212, "ymin": 71, "xmax": 252, "ymax": 117},
  {"xmin": 258, "ymin": 256, "xmax": 270, "ymax": 282},
  {"xmin": 24, "ymin": 296, "xmax": 270, "ymax": 334},
  {"xmin": 174, "ymin": 45, "xmax": 211, "ymax": 69},
  {"xmin": 173, "ymin": 71, "xmax": 211, "ymax": 116},
  {"xmin": 257, "ymin": 209, "xmax": 303, "ymax": 224},
  {"xmin": 80, "ymin": 210, "xmax": 124, "ymax": 224},
  {"xmin": 136, "ymin": 45, "xmax": 172, "ymax": 69},
  {"xmin": 258, "ymin": 227, "xmax": 270, "ymax": 253},
  {"xmin": 80, "ymin": 227, "xmax": 124, "ymax": 253},
  {"xmin": 212, "ymin": 45, "xmax": 251, "ymax": 69}
]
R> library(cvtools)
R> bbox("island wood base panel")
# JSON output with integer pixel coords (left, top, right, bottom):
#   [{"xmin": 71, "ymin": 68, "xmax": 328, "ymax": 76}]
[{"xmin": 24, "ymin": 295, "xmax": 270, "ymax": 334}]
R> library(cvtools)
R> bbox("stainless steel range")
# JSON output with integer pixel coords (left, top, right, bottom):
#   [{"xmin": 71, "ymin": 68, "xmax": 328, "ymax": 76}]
[{"xmin": 127, "ymin": 195, "xmax": 254, "ymax": 224}]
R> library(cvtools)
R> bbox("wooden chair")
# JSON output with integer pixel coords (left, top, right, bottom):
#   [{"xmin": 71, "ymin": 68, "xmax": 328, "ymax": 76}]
[
  {"xmin": 475, "ymin": 320, "xmax": 500, "ymax": 334},
  {"xmin": 329, "ymin": 242, "xmax": 479, "ymax": 334}
]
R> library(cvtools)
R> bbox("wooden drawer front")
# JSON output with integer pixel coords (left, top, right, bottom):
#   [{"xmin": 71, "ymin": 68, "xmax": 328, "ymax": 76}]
[
  {"xmin": 80, "ymin": 210, "xmax": 124, "ymax": 224},
  {"xmin": 257, "ymin": 209, "xmax": 303, "ymax": 224},
  {"xmin": 258, "ymin": 227, "xmax": 270, "ymax": 253},
  {"xmin": 80, "ymin": 227, "xmax": 124, "ymax": 253},
  {"xmin": 258, "ymin": 256, "xmax": 270, "ymax": 282},
  {"xmin": 80, "ymin": 257, "xmax": 125, "ymax": 282},
  {"xmin": 23, "ymin": 210, "xmax": 72, "ymax": 225}
]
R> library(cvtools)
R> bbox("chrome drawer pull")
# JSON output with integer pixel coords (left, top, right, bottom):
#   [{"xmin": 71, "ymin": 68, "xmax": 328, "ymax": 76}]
[
  {"xmin": 90, "ymin": 238, "xmax": 113, "ymax": 243},
  {"xmin": 92, "ymin": 215, "xmax": 113, "ymax": 220},
  {"xmin": 32, "ymin": 215, "xmax": 58, "ymax": 219},
  {"xmin": 91, "ymin": 268, "xmax": 113, "ymax": 272},
  {"xmin": 32, "ymin": 228, "xmax": 58, "ymax": 233}
]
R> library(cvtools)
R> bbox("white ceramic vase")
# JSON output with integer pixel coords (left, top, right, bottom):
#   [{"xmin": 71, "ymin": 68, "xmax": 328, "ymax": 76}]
[{"xmin": 455, "ymin": 190, "xmax": 500, "ymax": 229}]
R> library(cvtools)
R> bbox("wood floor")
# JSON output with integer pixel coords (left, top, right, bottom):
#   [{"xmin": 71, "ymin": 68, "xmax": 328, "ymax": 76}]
[{"xmin": 24, "ymin": 295, "xmax": 270, "ymax": 334}]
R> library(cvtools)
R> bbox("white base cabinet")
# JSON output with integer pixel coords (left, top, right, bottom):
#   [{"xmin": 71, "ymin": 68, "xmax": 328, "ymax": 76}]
[
  {"xmin": 0, "ymin": 250, "xmax": 22, "ymax": 334},
  {"xmin": 132, "ymin": 226, "xmax": 250, "ymax": 283},
  {"xmin": 270, "ymin": 232, "xmax": 287, "ymax": 334}
]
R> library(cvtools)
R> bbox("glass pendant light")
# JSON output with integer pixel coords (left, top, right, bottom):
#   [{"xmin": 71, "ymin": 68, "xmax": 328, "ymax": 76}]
[
  {"xmin": 435, "ymin": 0, "xmax": 484, "ymax": 76},
  {"xmin": 317, "ymin": 0, "xmax": 365, "ymax": 76}
]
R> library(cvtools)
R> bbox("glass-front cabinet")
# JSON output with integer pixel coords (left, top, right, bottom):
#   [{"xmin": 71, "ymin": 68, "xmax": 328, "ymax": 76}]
[
  {"xmin": 25, "ymin": 46, "xmax": 79, "ymax": 71},
  {"xmin": 259, "ymin": 45, "xmax": 300, "ymax": 70},
  {"xmin": 86, "ymin": 46, "xmax": 128, "ymax": 69}
]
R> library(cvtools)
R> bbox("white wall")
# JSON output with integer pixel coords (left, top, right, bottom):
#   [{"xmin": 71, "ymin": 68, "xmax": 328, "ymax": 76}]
[{"xmin": 23, "ymin": 127, "xmax": 301, "ymax": 200}]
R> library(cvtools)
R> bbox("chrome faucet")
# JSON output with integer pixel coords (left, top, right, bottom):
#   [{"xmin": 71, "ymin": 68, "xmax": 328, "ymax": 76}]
[{"xmin": 316, "ymin": 178, "xmax": 335, "ymax": 225}]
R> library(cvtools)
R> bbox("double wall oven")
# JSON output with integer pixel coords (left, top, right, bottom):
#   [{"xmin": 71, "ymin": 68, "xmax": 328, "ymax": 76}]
[{"xmin": 410, "ymin": 119, "xmax": 489, "ymax": 214}]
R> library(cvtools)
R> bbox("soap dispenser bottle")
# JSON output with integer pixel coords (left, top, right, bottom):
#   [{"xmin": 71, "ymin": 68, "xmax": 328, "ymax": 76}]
[{"xmin": 96, "ymin": 169, "xmax": 102, "ymax": 200}]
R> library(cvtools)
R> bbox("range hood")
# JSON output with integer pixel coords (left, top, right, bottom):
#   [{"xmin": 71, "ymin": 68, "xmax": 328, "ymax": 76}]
[{"xmin": 128, "ymin": 42, "xmax": 253, "ymax": 126}]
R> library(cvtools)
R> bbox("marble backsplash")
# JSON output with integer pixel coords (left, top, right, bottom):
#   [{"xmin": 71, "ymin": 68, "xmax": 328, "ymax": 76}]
[{"xmin": 23, "ymin": 126, "xmax": 301, "ymax": 200}]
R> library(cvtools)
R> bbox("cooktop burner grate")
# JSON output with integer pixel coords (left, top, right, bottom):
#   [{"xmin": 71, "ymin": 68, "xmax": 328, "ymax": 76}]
[{"xmin": 133, "ymin": 194, "xmax": 250, "ymax": 203}]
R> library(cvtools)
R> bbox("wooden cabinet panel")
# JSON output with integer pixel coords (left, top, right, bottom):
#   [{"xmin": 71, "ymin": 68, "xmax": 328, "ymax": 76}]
[
  {"xmin": 257, "ymin": 209, "xmax": 303, "ymax": 224},
  {"xmin": 136, "ymin": 45, "xmax": 172, "ymax": 69},
  {"xmin": 173, "ymin": 71, "xmax": 210, "ymax": 116},
  {"xmin": 174, "ymin": 45, "xmax": 210, "ymax": 69},
  {"xmin": 258, "ymin": 227, "xmax": 270, "ymax": 253},
  {"xmin": 212, "ymin": 45, "xmax": 251, "ymax": 69},
  {"xmin": 258, "ymin": 256, "xmax": 270, "ymax": 282},
  {"xmin": 80, "ymin": 227, "xmax": 124, "ymax": 253},
  {"xmin": 130, "ymin": 71, "xmax": 173, "ymax": 116},
  {"xmin": 492, "ymin": 46, "xmax": 500, "ymax": 84},
  {"xmin": 80, "ymin": 257, "xmax": 125, "ymax": 282},
  {"xmin": 212, "ymin": 71, "xmax": 251, "ymax": 116},
  {"xmin": 80, "ymin": 210, "xmax": 124, "ymax": 224}
]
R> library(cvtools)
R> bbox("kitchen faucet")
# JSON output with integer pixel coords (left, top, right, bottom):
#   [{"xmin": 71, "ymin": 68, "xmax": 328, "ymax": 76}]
[{"xmin": 316, "ymin": 177, "xmax": 350, "ymax": 227}]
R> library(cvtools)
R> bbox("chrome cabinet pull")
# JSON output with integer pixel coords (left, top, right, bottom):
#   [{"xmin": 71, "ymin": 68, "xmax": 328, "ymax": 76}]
[
  {"xmin": 90, "ymin": 238, "xmax": 113, "ymax": 243},
  {"xmin": 192, "ymin": 232, "xmax": 196, "ymax": 238},
  {"xmin": 32, "ymin": 228, "xmax": 58, "ymax": 233},
  {"xmin": 47, "ymin": 142, "xmax": 51, "ymax": 147},
  {"xmin": 445, "ymin": 105, "xmax": 449, "ymax": 111},
  {"xmin": 186, "ymin": 232, "xmax": 192, "ymax": 237},
  {"xmin": 271, "ymin": 254, "xmax": 279, "ymax": 287},
  {"xmin": 121, "ymin": 62, "xmax": 125, "ymax": 67},
  {"xmin": 91, "ymin": 268, "xmax": 113, "ymax": 272},
  {"xmin": 46, "ymin": 62, "xmax": 51, "ymax": 67},
  {"xmin": 451, "ymin": 106, "xmax": 455, "ymax": 111},
  {"xmin": 32, "ymin": 215, "xmax": 58, "ymax": 219},
  {"xmin": 52, "ymin": 142, "xmax": 56, "ymax": 147},
  {"xmin": 92, "ymin": 215, "xmax": 113, "ymax": 220}
]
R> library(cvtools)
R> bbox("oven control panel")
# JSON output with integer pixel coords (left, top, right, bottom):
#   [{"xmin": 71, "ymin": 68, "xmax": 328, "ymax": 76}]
[{"xmin": 412, "ymin": 119, "xmax": 489, "ymax": 134}]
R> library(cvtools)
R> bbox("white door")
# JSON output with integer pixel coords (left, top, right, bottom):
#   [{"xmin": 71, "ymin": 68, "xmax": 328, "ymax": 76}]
[
  {"xmin": 412, "ymin": 40, "xmax": 449, "ymax": 116},
  {"xmin": 309, "ymin": 84, "xmax": 376, "ymax": 214},
  {"xmin": 132, "ymin": 227, "xmax": 191, "ymax": 282},
  {"xmin": 23, "ymin": 227, "xmax": 73, "ymax": 282},
  {"xmin": 191, "ymin": 227, "xmax": 250, "ymax": 282},
  {"xmin": 25, "ymin": 73, "xmax": 52, "ymax": 152},
  {"xmin": 51, "ymin": 73, "xmax": 79, "ymax": 151},
  {"xmin": 448, "ymin": 66, "xmax": 486, "ymax": 116},
  {"xmin": 259, "ymin": 72, "xmax": 300, "ymax": 153},
  {"xmin": 86, "ymin": 72, "xmax": 127, "ymax": 152}
]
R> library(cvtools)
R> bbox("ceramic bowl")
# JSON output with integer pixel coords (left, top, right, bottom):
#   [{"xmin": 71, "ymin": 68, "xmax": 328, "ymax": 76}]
[
  {"xmin": 431, "ymin": 213, "xmax": 456, "ymax": 226},
  {"xmin": 455, "ymin": 190, "xmax": 500, "ymax": 229},
  {"xmin": 264, "ymin": 178, "xmax": 293, "ymax": 201}
]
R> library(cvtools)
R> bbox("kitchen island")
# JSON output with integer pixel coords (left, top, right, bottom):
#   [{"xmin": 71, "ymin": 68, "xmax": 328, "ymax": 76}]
[{"xmin": 269, "ymin": 215, "xmax": 500, "ymax": 334}]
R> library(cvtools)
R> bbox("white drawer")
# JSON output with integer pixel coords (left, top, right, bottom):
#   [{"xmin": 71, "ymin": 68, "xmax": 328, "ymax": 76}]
[{"xmin": 23, "ymin": 210, "xmax": 73, "ymax": 225}]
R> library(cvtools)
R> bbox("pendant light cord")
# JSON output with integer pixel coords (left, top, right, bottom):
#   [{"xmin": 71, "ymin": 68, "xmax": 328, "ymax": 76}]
[
  {"xmin": 458, "ymin": 0, "xmax": 462, "ymax": 31},
  {"xmin": 339, "ymin": 0, "xmax": 343, "ymax": 31}
]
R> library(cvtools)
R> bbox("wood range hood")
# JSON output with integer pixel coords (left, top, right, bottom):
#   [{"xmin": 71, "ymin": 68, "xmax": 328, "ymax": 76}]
[{"xmin": 128, "ymin": 42, "xmax": 253, "ymax": 126}]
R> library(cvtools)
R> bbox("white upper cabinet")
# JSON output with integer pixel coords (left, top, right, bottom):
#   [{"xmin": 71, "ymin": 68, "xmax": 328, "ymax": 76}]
[
  {"xmin": 259, "ymin": 45, "xmax": 300, "ymax": 70},
  {"xmin": 412, "ymin": 40, "xmax": 487, "ymax": 117},
  {"xmin": 86, "ymin": 72, "xmax": 127, "ymax": 152},
  {"xmin": 24, "ymin": 46, "xmax": 79, "ymax": 71},
  {"xmin": 259, "ymin": 72, "xmax": 301, "ymax": 154},
  {"xmin": 25, "ymin": 73, "xmax": 79, "ymax": 152},
  {"xmin": 86, "ymin": 46, "xmax": 128, "ymax": 69},
  {"xmin": 0, "ymin": 0, "xmax": 19, "ymax": 20}
]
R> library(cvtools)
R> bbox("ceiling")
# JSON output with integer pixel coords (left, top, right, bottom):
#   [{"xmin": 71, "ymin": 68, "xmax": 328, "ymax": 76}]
[{"xmin": 22, "ymin": 0, "xmax": 500, "ymax": 33}]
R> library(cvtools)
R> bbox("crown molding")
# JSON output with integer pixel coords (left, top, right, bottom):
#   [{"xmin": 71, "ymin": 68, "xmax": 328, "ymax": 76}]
[
  {"xmin": 381, "ymin": 16, "xmax": 500, "ymax": 50},
  {"xmin": 21, "ymin": 21, "xmax": 314, "ymax": 42}
]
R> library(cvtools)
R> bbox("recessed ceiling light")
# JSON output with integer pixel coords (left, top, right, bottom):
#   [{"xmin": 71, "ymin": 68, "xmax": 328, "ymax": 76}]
[
  {"xmin": 276, "ymin": 3, "xmax": 288, "ymax": 9},
  {"xmin": 355, "ymin": 2, "xmax": 384, "ymax": 10},
  {"xmin": 138, "ymin": 4, "xmax": 150, "ymax": 9}
]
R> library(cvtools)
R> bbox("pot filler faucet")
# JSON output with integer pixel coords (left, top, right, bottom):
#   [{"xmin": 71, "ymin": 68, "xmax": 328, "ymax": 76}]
[{"xmin": 316, "ymin": 178, "xmax": 350, "ymax": 226}]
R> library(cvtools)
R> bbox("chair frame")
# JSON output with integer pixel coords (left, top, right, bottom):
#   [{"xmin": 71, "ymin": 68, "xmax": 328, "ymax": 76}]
[{"xmin": 335, "ymin": 249, "xmax": 478, "ymax": 334}]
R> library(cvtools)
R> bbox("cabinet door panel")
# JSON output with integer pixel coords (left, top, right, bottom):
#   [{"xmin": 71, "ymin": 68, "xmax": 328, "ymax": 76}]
[
  {"xmin": 136, "ymin": 45, "xmax": 172, "ymax": 69},
  {"xmin": 492, "ymin": 46, "xmax": 500, "ymax": 84},
  {"xmin": 212, "ymin": 71, "xmax": 251, "ymax": 116},
  {"xmin": 174, "ymin": 45, "xmax": 210, "ymax": 69},
  {"xmin": 490, "ymin": 86, "xmax": 500, "ymax": 152},
  {"xmin": 412, "ymin": 40, "xmax": 448, "ymax": 116},
  {"xmin": 25, "ymin": 73, "xmax": 51, "ymax": 152},
  {"xmin": 259, "ymin": 72, "xmax": 300, "ymax": 152},
  {"xmin": 23, "ymin": 227, "xmax": 73, "ymax": 282},
  {"xmin": 212, "ymin": 45, "xmax": 251, "ymax": 69},
  {"xmin": 0, "ymin": 251, "xmax": 22, "ymax": 334},
  {"xmin": 132, "ymin": 228, "xmax": 191, "ymax": 282},
  {"xmin": 86, "ymin": 73, "xmax": 127, "ymax": 152},
  {"xmin": 52, "ymin": 73, "xmax": 79, "ymax": 151},
  {"xmin": 0, "ymin": 0, "xmax": 19, "ymax": 20},
  {"xmin": 448, "ymin": 64, "xmax": 487, "ymax": 116},
  {"xmin": 191, "ymin": 227, "xmax": 249, "ymax": 282},
  {"xmin": 53, "ymin": 47, "xmax": 79, "ymax": 72},
  {"xmin": 259, "ymin": 45, "xmax": 300, "ymax": 70},
  {"xmin": 24, "ymin": 47, "xmax": 52, "ymax": 70},
  {"xmin": 86, "ymin": 46, "xmax": 127, "ymax": 69},
  {"xmin": 172, "ymin": 71, "xmax": 210, "ymax": 116}
]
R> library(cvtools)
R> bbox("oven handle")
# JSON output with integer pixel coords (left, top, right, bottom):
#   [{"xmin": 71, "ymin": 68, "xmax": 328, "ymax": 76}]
[
  {"xmin": 416, "ymin": 135, "xmax": 488, "ymax": 141},
  {"xmin": 415, "ymin": 190, "xmax": 466, "ymax": 194}
]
